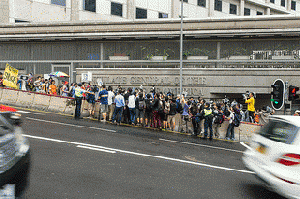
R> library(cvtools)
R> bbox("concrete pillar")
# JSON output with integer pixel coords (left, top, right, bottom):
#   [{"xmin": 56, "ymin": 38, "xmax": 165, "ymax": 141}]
[
  {"xmin": 217, "ymin": 42, "xmax": 221, "ymax": 60},
  {"xmin": 171, "ymin": 0, "xmax": 180, "ymax": 18},
  {"xmin": 265, "ymin": 7, "xmax": 271, "ymax": 15},
  {"xmin": 208, "ymin": 0, "xmax": 215, "ymax": 17},
  {"xmin": 100, "ymin": 43, "xmax": 104, "ymax": 68},
  {"xmin": 127, "ymin": 0, "xmax": 135, "ymax": 20},
  {"xmin": 0, "ymin": 0, "xmax": 10, "ymax": 24},
  {"xmin": 287, "ymin": 0, "xmax": 292, "ymax": 11},
  {"xmin": 71, "ymin": 0, "xmax": 79, "ymax": 21},
  {"xmin": 240, "ymin": 0, "xmax": 244, "ymax": 16}
]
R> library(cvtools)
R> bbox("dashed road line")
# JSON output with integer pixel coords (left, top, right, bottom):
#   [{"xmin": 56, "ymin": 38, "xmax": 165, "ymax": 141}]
[{"xmin": 26, "ymin": 117, "xmax": 85, "ymax": 128}]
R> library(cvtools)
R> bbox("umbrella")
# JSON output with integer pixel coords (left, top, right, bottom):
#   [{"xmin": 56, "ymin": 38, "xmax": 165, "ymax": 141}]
[{"xmin": 49, "ymin": 71, "xmax": 70, "ymax": 78}]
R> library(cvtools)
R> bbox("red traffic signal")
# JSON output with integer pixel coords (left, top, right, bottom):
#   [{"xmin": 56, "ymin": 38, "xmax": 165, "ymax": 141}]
[{"xmin": 288, "ymin": 85, "xmax": 299, "ymax": 101}]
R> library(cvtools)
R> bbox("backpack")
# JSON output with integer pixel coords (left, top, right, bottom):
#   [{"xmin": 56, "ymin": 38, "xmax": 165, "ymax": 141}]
[
  {"xmin": 214, "ymin": 112, "xmax": 225, "ymax": 124},
  {"xmin": 233, "ymin": 113, "xmax": 241, "ymax": 127},
  {"xmin": 145, "ymin": 99, "xmax": 152, "ymax": 112}
]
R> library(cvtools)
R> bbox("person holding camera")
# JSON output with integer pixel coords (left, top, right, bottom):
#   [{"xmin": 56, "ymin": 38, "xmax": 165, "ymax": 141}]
[{"xmin": 245, "ymin": 92, "xmax": 255, "ymax": 123}]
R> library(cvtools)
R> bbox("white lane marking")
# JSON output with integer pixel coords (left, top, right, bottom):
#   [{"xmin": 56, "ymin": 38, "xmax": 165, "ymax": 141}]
[
  {"xmin": 26, "ymin": 117, "xmax": 85, "ymax": 128},
  {"xmin": 24, "ymin": 134, "xmax": 67, "ymax": 143},
  {"xmin": 173, "ymin": 141, "xmax": 244, "ymax": 153},
  {"xmin": 31, "ymin": 112, "xmax": 45, "ymax": 115},
  {"xmin": 89, "ymin": 126, "xmax": 116, "ymax": 133},
  {"xmin": 16, "ymin": 111, "xmax": 31, "ymax": 114},
  {"xmin": 240, "ymin": 142, "xmax": 252, "ymax": 150},
  {"xmin": 24, "ymin": 134, "xmax": 254, "ymax": 174},
  {"xmin": 159, "ymin": 138, "xmax": 178, "ymax": 143},
  {"xmin": 77, "ymin": 145, "xmax": 116, "ymax": 154}
]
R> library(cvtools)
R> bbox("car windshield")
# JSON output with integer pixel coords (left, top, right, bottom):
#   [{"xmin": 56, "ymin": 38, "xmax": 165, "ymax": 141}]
[
  {"xmin": 0, "ymin": 115, "xmax": 13, "ymax": 136},
  {"xmin": 259, "ymin": 119, "xmax": 299, "ymax": 144}
]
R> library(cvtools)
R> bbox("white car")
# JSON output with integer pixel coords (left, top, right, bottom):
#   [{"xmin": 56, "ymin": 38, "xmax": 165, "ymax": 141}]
[{"xmin": 242, "ymin": 115, "xmax": 300, "ymax": 199}]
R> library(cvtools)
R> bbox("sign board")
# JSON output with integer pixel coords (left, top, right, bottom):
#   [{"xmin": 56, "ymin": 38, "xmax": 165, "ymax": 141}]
[
  {"xmin": 81, "ymin": 72, "xmax": 92, "ymax": 82},
  {"xmin": 3, "ymin": 63, "xmax": 18, "ymax": 89}
]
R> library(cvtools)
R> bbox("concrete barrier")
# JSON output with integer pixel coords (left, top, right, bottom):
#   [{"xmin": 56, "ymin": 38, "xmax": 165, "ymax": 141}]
[
  {"xmin": 48, "ymin": 96, "xmax": 69, "ymax": 113},
  {"xmin": 17, "ymin": 91, "xmax": 34, "ymax": 108},
  {"xmin": 0, "ymin": 88, "xmax": 3, "ymax": 101},
  {"xmin": 0, "ymin": 89, "xmax": 19, "ymax": 105},
  {"xmin": 32, "ymin": 93, "xmax": 51, "ymax": 111}
]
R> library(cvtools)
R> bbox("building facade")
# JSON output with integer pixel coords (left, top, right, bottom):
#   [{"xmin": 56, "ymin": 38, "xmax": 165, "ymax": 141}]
[{"xmin": 1, "ymin": 0, "xmax": 300, "ymax": 24}]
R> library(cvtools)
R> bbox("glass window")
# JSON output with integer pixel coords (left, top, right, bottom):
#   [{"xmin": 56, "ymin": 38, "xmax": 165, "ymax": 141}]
[
  {"xmin": 259, "ymin": 120, "xmax": 299, "ymax": 144},
  {"xmin": 244, "ymin": 8, "xmax": 250, "ymax": 16},
  {"xmin": 84, "ymin": 0, "xmax": 96, "ymax": 12},
  {"xmin": 51, "ymin": 0, "xmax": 66, "ymax": 6},
  {"xmin": 214, "ymin": 0, "xmax": 222, "ymax": 11},
  {"xmin": 136, "ymin": 8, "xmax": 147, "ymax": 19},
  {"xmin": 257, "ymin": 11, "xmax": 263, "ymax": 15},
  {"xmin": 183, "ymin": 0, "xmax": 188, "ymax": 2},
  {"xmin": 281, "ymin": 0, "xmax": 285, "ymax": 7},
  {"xmin": 159, "ymin": 13, "xmax": 168, "ymax": 18},
  {"xmin": 292, "ymin": 1, "xmax": 296, "ymax": 10},
  {"xmin": 270, "ymin": 0, "xmax": 275, "ymax": 3},
  {"xmin": 111, "ymin": 2, "xmax": 122, "ymax": 17},
  {"xmin": 198, "ymin": 0, "xmax": 206, "ymax": 7},
  {"xmin": 230, "ymin": 4, "xmax": 237, "ymax": 14},
  {"xmin": 15, "ymin": 19, "xmax": 29, "ymax": 23}
]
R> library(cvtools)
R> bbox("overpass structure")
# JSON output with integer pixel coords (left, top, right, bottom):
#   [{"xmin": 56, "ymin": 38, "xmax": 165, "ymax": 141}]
[{"xmin": 1, "ymin": 16, "xmax": 300, "ymax": 112}]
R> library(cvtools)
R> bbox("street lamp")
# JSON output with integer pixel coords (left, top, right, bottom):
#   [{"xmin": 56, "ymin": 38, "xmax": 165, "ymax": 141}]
[{"xmin": 179, "ymin": 0, "xmax": 184, "ymax": 98}]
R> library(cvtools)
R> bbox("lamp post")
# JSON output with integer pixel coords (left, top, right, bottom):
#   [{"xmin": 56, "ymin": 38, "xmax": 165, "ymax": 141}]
[{"xmin": 179, "ymin": 0, "xmax": 184, "ymax": 98}]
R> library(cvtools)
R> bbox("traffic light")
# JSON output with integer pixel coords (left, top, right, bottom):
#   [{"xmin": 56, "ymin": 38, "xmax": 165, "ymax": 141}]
[
  {"xmin": 288, "ymin": 85, "xmax": 299, "ymax": 101},
  {"xmin": 271, "ymin": 79, "xmax": 285, "ymax": 110}
]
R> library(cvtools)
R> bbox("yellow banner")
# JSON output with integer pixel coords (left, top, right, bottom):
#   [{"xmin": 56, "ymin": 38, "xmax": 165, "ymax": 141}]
[{"xmin": 3, "ymin": 63, "xmax": 18, "ymax": 89}]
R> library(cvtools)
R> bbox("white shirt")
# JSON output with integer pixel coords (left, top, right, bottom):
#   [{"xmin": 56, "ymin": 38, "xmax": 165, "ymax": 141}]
[
  {"xmin": 107, "ymin": 91, "xmax": 115, "ymax": 105},
  {"xmin": 128, "ymin": 94, "xmax": 136, "ymax": 108}
]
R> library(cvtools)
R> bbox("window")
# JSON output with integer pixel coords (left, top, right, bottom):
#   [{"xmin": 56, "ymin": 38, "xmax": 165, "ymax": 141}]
[
  {"xmin": 230, "ymin": 4, "xmax": 237, "ymax": 14},
  {"xmin": 270, "ymin": 0, "xmax": 275, "ymax": 3},
  {"xmin": 15, "ymin": 19, "xmax": 29, "ymax": 23},
  {"xmin": 244, "ymin": 8, "xmax": 250, "ymax": 15},
  {"xmin": 281, "ymin": 0, "xmax": 285, "ymax": 7},
  {"xmin": 136, "ymin": 8, "xmax": 147, "ymax": 19},
  {"xmin": 292, "ymin": 1, "xmax": 296, "ymax": 10},
  {"xmin": 198, "ymin": 0, "xmax": 206, "ymax": 7},
  {"xmin": 182, "ymin": 0, "xmax": 188, "ymax": 2},
  {"xmin": 257, "ymin": 11, "xmax": 263, "ymax": 15},
  {"xmin": 159, "ymin": 13, "xmax": 168, "ymax": 18},
  {"xmin": 51, "ymin": 0, "xmax": 66, "ymax": 6},
  {"xmin": 111, "ymin": 2, "xmax": 122, "ymax": 17},
  {"xmin": 214, "ymin": 0, "xmax": 222, "ymax": 11},
  {"xmin": 84, "ymin": 0, "xmax": 96, "ymax": 12}
]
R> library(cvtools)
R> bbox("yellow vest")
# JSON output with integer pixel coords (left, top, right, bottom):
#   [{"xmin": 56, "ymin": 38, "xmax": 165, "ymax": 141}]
[
  {"xmin": 245, "ymin": 97, "xmax": 255, "ymax": 112},
  {"xmin": 75, "ymin": 87, "xmax": 83, "ymax": 97}
]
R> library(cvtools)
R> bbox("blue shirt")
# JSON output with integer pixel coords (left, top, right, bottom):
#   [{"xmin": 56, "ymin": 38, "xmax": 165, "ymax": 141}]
[
  {"xmin": 99, "ymin": 89, "xmax": 108, "ymax": 105},
  {"xmin": 114, "ymin": 94, "xmax": 125, "ymax": 108}
]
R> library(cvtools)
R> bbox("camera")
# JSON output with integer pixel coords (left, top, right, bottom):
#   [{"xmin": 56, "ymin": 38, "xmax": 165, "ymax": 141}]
[
  {"xmin": 223, "ymin": 95, "xmax": 229, "ymax": 104},
  {"xmin": 242, "ymin": 91, "xmax": 250, "ymax": 100}
]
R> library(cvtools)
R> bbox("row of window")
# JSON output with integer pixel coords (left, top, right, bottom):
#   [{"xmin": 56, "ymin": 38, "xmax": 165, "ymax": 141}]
[{"xmin": 50, "ymin": 0, "xmax": 296, "ymax": 18}]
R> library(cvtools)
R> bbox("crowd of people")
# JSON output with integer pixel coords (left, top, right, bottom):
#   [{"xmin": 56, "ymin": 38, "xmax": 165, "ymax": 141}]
[
  {"xmin": 74, "ymin": 84, "xmax": 278, "ymax": 140},
  {"xmin": 11, "ymin": 74, "xmax": 298, "ymax": 140}
]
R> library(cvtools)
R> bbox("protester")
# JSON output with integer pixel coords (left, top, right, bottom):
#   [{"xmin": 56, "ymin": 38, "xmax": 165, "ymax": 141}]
[
  {"xmin": 225, "ymin": 106, "xmax": 237, "ymax": 140},
  {"xmin": 98, "ymin": 85, "xmax": 109, "ymax": 122},
  {"xmin": 212, "ymin": 103, "xmax": 224, "ymax": 138},
  {"xmin": 107, "ymin": 86, "xmax": 115, "ymax": 121},
  {"xmin": 61, "ymin": 81, "xmax": 69, "ymax": 97},
  {"xmin": 112, "ymin": 90, "xmax": 125, "ymax": 125},
  {"xmin": 86, "ymin": 85, "xmax": 97, "ymax": 118},
  {"xmin": 151, "ymin": 93, "xmax": 162, "ymax": 128},
  {"xmin": 49, "ymin": 80, "xmax": 57, "ymax": 95},
  {"xmin": 245, "ymin": 92, "xmax": 255, "ymax": 123},
  {"xmin": 144, "ymin": 93, "xmax": 152, "ymax": 127},
  {"xmin": 128, "ymin": 90, "xmax": 136, "ymax": 125},
  {"xmin": 136, "ymin": 92, "xmax": 145, "ymax": 126}
]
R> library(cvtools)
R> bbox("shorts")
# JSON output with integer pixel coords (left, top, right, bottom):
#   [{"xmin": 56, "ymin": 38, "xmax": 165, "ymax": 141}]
[
  {"xmin": 136, "ymin": 109, "xmax": 144, "ymax": 119},
  {"xmin": 88, "ymin": 103, "xmax": 95, "ymax": 111},
  {"xmin": 100, "ymin": 104, "xmax": 108, "ymax": 113},
  {"xmin": 168, "ymin": 114, "xmax": 176, "ymax": 124}
]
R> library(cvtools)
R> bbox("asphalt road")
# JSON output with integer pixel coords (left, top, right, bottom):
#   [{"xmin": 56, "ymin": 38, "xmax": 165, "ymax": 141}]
[{"xmin": 14, "ymin": 109, "xmax": 285, "ymax": 199}]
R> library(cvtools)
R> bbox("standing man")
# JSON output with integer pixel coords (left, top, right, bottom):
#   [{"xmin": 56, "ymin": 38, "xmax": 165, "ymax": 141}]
[
  {"xmin": 74, "ymin": 83, "xmax": 89, "ymax": 120},
  {"xmin": 245, "ymin": 92, "xmax": 255, "ymax": 123},
  {"xmin": 98, "ymin": 85, "xmax": 109, "ymax": 122},
  {"xmin": 112, "ymin": 90, "xmax": 125, "ymax": 125}
]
